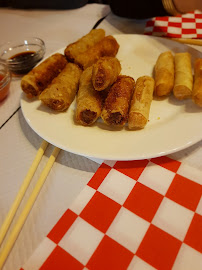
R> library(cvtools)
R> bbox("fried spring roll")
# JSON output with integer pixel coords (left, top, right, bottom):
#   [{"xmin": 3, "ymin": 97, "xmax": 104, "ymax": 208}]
[
  {"xmin": 74, "ymin": 35, "xmax": 120, "ymax": 70},
  {"xmin": 92, "ymin": 57, "xmax": 121, "ymax": 91},
  {"xmin": 75, "ymin": 66, "xmax": 104, "ymax": 126},
  {"xmin": 101, "ymin": 75, "xmax": 135, "ymax": 127},
  {"xmin": 173, "ymin": 52, "xmax": 193, "ymax": 100},
  {"xmin": 192, "ymin": 58, "xmax": 202, "ymax": 107},
  {"xmin": 64, "ymin": 29, "xmax": 105, "ymax": 62},
  {"xmin": 21, "ymin": 53, "xmax": 67, "ymax": 98},
  {"xmin": 39, "ymin": 63, "xmax": 82, "ymax": 111},
  {"xmin": 154, "ymin": 51, "xmax": 174, "ymax": 96},
  {"xmin": 128, "ymin": 76, "xmax": 154, "ymax": 129}
]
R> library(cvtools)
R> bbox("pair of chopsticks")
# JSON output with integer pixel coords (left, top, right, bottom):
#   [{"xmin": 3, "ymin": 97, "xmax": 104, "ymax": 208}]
[
  {"xmin": 166, "ymin": 37, "xmax": 202, "ymax": 46},
  {"xmin": 0, "ymin": 140, "xmax": 60, "ymax": 269}
]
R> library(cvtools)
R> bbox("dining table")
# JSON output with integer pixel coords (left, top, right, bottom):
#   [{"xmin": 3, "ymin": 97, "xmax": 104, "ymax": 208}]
[{"xmin": 0, "ymin": 3, "xmax": 202, "ymax": 270}]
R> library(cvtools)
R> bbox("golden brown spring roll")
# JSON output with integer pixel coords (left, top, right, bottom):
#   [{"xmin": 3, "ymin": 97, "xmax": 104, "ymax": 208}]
[
  {"xmin": 21, "ymin": 53, "xmax": 67, "ymax": 98},
  {"xmin": 192, "ymin": 58, "xmax": 202, "ymax": 107},
  {"xmin": 74, "ymin": 36, "xmax": 120, "ymax": 70},
  {"xmin": 101, "ymin": 75, "xmax": 135, "ymax": 127},
  {"xmin": 154, "ymin": 51, "xmax": 174, "ymax": 96},
  {"xmin": 92, "ymin": 57, "xmax": 121, "ymax": 91},
  {"xmin": 64, "ymin": 29, "xmax": 105, "ymax": 62},
  {"xmin": 75, "ymin": 66, "xmax": 104, "ymax": 126},
  {"xmin": 173, "ymin": 52, "xmax": 193, "ymax": 100},
  {"xmin": 39, "ymin": 63, "xmax": 82, "ymax": 111},
  {"xmin": 128, "ymin": 76, "xmax": 154, "ymax": 129}
]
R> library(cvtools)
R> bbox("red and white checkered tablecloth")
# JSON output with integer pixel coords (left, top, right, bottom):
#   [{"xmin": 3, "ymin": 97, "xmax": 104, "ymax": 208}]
[
  {"xmin": 21, "ymin": 156, "xmax": 202, "ymax": 270},
  {"xmin": 144, "ymin": 10, "xmax": 202, "ymax": 39}
]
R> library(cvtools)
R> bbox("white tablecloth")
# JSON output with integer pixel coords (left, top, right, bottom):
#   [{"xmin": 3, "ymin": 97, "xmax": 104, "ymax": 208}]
[{"xmin": 0, "ymin": 4, "xmax": 108, "ymax": 270}]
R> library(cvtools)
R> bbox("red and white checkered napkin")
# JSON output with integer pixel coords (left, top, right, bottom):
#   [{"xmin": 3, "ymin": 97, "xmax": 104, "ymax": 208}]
[
  {"xmin": 144, "ymin": 10, "xmax": 202, "ymax": 38},
  {"xmin": 21, "ymin": 156, "xmax": 202, "ymax": 270}
]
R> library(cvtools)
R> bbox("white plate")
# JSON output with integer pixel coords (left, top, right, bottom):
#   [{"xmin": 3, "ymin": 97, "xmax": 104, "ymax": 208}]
[{"xmin": 21, "ymin": 34, "xmax": 202, "ymax": 160}]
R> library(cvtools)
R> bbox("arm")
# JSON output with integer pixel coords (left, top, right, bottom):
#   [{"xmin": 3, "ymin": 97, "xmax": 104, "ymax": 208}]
[
  {"xmin": 174, "ymin": 0, "xmax": 202, "ymax": 13},
  {"xmin": 109, "ymin": 0, "xmax": 169, "ymax": 19},
  {"xmin": 109, "ymin": 0, "xmax": 202, "ymax": 19}
]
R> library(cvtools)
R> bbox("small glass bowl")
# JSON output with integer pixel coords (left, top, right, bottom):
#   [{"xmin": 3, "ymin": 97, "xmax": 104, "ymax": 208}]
[
  {"xmin": 0, "ymin": 37, "xmax": 45, "ymax": 75},
  {"xmin": 0, "ymin": 62, "xmax": 11, "ymax": 102}
]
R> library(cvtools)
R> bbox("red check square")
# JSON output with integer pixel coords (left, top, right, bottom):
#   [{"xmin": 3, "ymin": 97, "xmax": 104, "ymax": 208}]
[
  {"xmin": 166, "ymin": 174, "xmax": 202, "ymax": 211},
  {"xmin": 184, "ymin": 213, "xmax": 202, "ymax": 253},
  {"xmin": 197, "ymin": 34, "xmax": 202, "ymax": 38},
  {"xmin": 136, "ymin": 224, "xmax": 181, "ymax": 270},
  {"xmin": 195, "ymin": 13, "xmax": 202, "ymax": 18},
  {"xmin": 196, "ymin": 23, "xmax": 202, "ymax": 28},
  {"xmin": 167, "ymin": 33, "xmax": 182, "ymax": 38},
  {"xmin": 88, "ymin": 163, "xmax": 111, "ymax": 190},
  {"xmin": 153, "ymin": 26, "xmax": 168, "ymax": 33},
  {"xmin": 86, "ymin": 235, "xmax": 133, "ymax": 270},
  {"xmin": 156, "ymin": 17, "xmax": 169, "ymax": 21},
  {"xmin": 151, "ymin": 156, "xmax": 181, "ymax": 173},
  {"xmin": 40, "ymin": 245, "xmax": 83, "ymax": 270},
  {"xmin": 114, "ymin": 160, "xmax": 149, "ymax": 181},
  {"xmin": 124, "ymin": 182, "xmax": 163, "ymax": 222},
  {"xmin": 182, "ymin": 28, "xmax": 196, "ymax": 34},
  {"xmin": 80, "ymin": 191, "xmax": 121, "ymax": 233},
  {"xmin": 182, "ymin": 17, "xmax": 195, "ymax": 22},
  {"xmin": 168, "ymin": 22, "xmax": 182, "ymax": 28},
  {"xmin": 146, "ymin": 20, "xmax": 155, "ymax": 27},
  {"xmin": 47, "ymin": 209, "xmax": 77, "ymax": 244}
]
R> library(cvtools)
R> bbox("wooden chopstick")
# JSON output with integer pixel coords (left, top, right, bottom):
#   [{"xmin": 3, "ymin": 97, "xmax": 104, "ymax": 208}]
[
  {"xmin": 0, "ymin": 140, "xmax": 48, "ymax": 246},
  {"xmin": 166, "ymin": 37, "xmax": 202, "ymax": 46},
  {"xmin": 0, "ymin": 144, "xmax": 60, "ymax": 269}
]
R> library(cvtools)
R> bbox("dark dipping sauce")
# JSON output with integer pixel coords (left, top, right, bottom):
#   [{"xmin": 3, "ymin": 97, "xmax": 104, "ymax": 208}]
[
  {"xmin": 9, "ymin": 51, "xmax": 42, "ymax": 75},
  {"xmin": 0, "ymin": 74, "xmax": 10, "ymax": 101}
]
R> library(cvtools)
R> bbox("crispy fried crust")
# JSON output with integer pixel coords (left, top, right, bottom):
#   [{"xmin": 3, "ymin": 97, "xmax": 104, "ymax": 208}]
[
  {"xmin": 39, "ymin": 63, "xmax": 82, "ymax": 111},
  {"xmin": 74, "ymin": 36, "xmax": 120, "ymax": 70},
  {"xmin": 101, "ymin": 75, "xmax": 135, "ymax": 127},
  {"xmin": 154, "ymin": 51, "xmax": 174, "ymax": 96},
  {"xmin": 128, "ymin": 76, "xmax": 154, "ymax": 129},
  {"xmin": 92, "ymin": 57, "xmax": 121, "ymax": 91},
  {"xmin": 64, "ymin": 29, "xmax": 105, "ymax": 62},
  {"xmin": 75, "ymin": 66, "xmax": 104, "ymax": 126},
  {"xmin": 192, "ymin": 58, "xmax": 202, "ymax": 107},
  {"xmin": 173, "ymin": 52, "xmax": 193, "ymax": 100},
  {"xmin": 21, "ymin": 53, "xmax": 67, "ymax": 98}
]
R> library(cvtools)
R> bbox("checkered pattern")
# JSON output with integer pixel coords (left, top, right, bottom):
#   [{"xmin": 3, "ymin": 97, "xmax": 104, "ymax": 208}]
[
  {"xmin": 144, "ymin": 11, "xmax": 202, "ymax": 39},
  {"xmin": 21, "ymin": 157, "xmax": 202, "ymax": 270}
]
